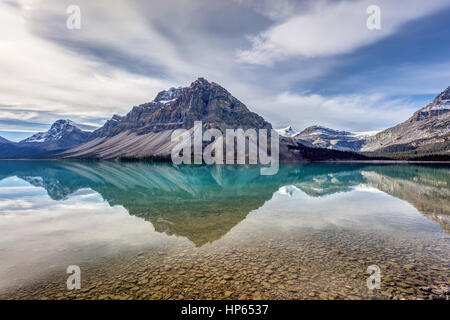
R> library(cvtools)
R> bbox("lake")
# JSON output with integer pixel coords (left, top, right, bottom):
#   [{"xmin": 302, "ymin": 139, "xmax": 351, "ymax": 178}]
[{"xmin": 0, "ymin": 161, "xmax": 448, "ymax": 300}]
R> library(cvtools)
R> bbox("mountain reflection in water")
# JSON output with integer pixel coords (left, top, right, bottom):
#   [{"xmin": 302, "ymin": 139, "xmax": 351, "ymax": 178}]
[{"xmin": 0, "ymin": 161, "xmax": 448, "ymax": 246}]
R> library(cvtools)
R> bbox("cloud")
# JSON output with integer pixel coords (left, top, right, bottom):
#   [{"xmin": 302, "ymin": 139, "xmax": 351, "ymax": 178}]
[
  {"xmin": 250, "ymin": 91, "xmax": 419, "ymax": 132},
  {"xmin": 0, "ymin": 0, "xmax": 448, "ymax": 139},
  {"xmin": 0, "ymin": 109, "xmax": 39, "ymax": 121},
  {"xmin": 232, "ymin": 0, "xmax": 299, "ymax": 21},
  {"xmin": 237, "ymin": 0, "xmax": 450, "ymax": 65},
  {"xmin": 0, "ymin": 1, "xmax": 176, "ymax": 124},
  {"xmin": 0, "ymin": 0, "xmax": 269, "ymax": 131}
]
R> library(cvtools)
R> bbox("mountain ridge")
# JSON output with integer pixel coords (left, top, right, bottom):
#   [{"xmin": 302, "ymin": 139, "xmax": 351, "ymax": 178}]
[
  {"xmin": 0, "ymin": 136, "xmax": 12, "ymax": 144},
  {"xmin": 361, "ymin": 87, "xmax": 450, "ymax": 152},
  {"xmin": 283, "ymin": 87, "xmax": 449, "ymax": 156},
  {"xmin": 1, "ymin": 79, "xmax": 449, "ymax": 161},
  {"xmin": 63, "ymin": 77, "xmax": 275, "ymax": 159}
]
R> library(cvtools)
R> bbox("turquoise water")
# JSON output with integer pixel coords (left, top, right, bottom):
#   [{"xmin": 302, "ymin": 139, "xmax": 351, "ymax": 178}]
[{"xmin": 0, "ymin": 161, "xmax": 448, "ymax": 299}]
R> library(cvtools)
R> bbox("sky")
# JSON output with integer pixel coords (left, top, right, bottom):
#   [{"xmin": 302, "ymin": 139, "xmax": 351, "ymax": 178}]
[{"xmin": 0, "ymin": 0, "xmax": 449, "ymax": 141}]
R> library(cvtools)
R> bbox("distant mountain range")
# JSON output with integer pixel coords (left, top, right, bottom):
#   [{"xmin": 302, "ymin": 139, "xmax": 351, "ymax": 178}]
[
  {"xmin": 0, "ymin": 79, "xmax": 448, "ymax": 161},
  {"xmin": 280, "ymin": 86, "xmax": 450, "ymax": 159},
  {"xmin": 0, "ymin": 120, "xmax": 94, "ymax": 158}
]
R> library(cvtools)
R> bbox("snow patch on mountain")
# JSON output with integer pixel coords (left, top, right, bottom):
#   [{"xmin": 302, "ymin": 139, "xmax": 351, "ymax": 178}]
[
  {"xmin": 275, "ymin": 126, "xmax": 299, "ymax": 137},
  {"xmin": 154, "ymin": 87, "xmax": 184, "ymax": 103},
  {"xmin": 350, "ymin": 130, "xmax": 381, "ymax": 138}
]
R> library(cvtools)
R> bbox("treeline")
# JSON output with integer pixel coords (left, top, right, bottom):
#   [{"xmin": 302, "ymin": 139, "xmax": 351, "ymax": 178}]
[
  {"xmin": 286, "ymin": 144, "xmax": 384, "ymax": 161},
  {"xmin": 363, "ymin": 139, "xmax": 450, "ymax": 161}
]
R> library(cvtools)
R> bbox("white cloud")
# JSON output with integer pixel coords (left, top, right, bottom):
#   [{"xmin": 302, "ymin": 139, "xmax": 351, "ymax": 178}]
[
  {"xmin": 237, "ymin": 0, "xmax": 450, "ymax": 65},
  {"xmin": 0, "ymin": 0, "xmax": 448, "ymax": 137},
  {"xmin": 0, "ymin": 1, "xmax": 177, "ymax": 121},
  {"xmin": 0, "ymin": 110, "xmax": 39, "ymax": 121},
  {"xmin": 250, "ymin": 91, "xmax": 419, "ymax": 132}
]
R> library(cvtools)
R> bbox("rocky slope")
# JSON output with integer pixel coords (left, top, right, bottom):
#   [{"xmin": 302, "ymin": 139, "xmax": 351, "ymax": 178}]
[{"xmin": 361, "ymin": 87, "xmax": 450, "ymax": 152}]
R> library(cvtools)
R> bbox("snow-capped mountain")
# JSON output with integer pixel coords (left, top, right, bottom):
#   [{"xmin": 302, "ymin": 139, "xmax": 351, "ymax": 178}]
[
  {"xmin": 21, "ymin": 120, "xmax": 93, "ymax": 144},
  {"xmin": 275, "ymin": 126, "xmax": 299, "ymax": 137},
  {"xmin": 293, "ymin": 126, "xmax": 377, "ymax": 152},
  {"xmin": 1, "ymin": 79, "xmax": 448, "ymax": 160},
  {"xmin": 293, "ymin": 87, "xmax": 450, "ymax": 154},
  {"xmin": 0, "ymin": 120, "xmax": 95, "ymax": 159}
]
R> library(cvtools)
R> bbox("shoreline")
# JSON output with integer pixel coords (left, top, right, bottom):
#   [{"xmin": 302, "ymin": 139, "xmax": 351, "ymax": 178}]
[
  {"xmin": 1, "ymin": 158, "xmax": 449, "ymax": 164},
  {"xmin": 317, "ymin": 160, "xmax": 450, "ymax": 164}
]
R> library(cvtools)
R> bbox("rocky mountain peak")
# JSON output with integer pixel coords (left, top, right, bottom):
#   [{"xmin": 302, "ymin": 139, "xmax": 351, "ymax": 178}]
[
  {"xmin": 50, "ymin": 119, "xmax": 76, "ymax": 131},
  {"xmin": 411, "ymin": 86, "xmax": 450, "ymax": 121},
  {"xmin": 93, "ymin": 78, "xmax": 271, "ymax": 138},
  {"xmin": 275, "ymin": 126, "xmax": 298, "ymax": 137},
  {"xmin": 21, "ymin": 119, "xmax": 91, "ymax": 144},
  {"xmin": 190, "ymin": 77, "xmax": 212, "ymax": 89}
]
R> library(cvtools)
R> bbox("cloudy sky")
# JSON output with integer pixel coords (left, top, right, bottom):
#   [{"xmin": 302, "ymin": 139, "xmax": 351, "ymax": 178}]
[{"xmin": 1, "ymin": 0, "xmax": 449, "ymax": 141}]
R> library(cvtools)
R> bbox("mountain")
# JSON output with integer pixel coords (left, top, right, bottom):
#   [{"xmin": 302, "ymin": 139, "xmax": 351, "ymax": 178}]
[
  {"xmin": 5, "ymin": 78, "xmax": 446, "ymax": 161},
  {"xmin": 93, "ymin": 78, "xmax": 270, "ymax": 137},
  {"xmin": 0, "ymin": 136, "xmax": 12, "ymax": 144},
  {"xmin": 361, "ymin": 87, "xmax": 450, "ymax": 153},
  {"xmin": 0, "ymin": 78, "xmax": 366, "ymax": 161},
  {"xmin": 292, "ymin": 126, "xmax": 376, "ymax": 152},
  {"xmin": 0, "ymin": 120, "xmax": 93, "ymax": 159},
  {"xmin": 21, "ymin": 120, "xmax": 92, "ymax": 146},
  {"xmin": 290, "ymin": 86, "xmax": 450, "ymax": 158},
  {"xmin": 275, "ymin": 126, "xmax": 299, "ymax": 137},
  {"xmin": 65, "ymin": 78, "xmax": 370, "ymax": 161},
  {"xmin": 64, "ymin": 78, "xmax": 273, "ymax": 159}
]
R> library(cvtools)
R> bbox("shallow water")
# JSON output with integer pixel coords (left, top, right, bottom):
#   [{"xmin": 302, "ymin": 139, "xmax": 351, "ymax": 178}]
[{"xmin": 0, "ymin": 161, "xmax": 448, "ymax": 300}]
